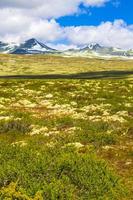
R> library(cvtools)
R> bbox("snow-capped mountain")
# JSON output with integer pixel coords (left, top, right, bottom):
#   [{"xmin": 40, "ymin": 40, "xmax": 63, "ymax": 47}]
[
  {"xmin": 0, "ymin": 39, "xmax": 133, "ymax": 58},
  {"xmin": 0, "ymin": 41, "xmax": 19, "ymax": 53},
  {"xmin": 80, "ymin": 43, "xmax": 133, "ymax": 57},
  {"xmin": 12, "ymin": 38, "xmax": 57, "ymax": 54},
  {"xmin": 0, "ymin": 38, "xmax": 57, "ymax": 54},
  {"xmin": 64, "ymin": 43, "xmax": 133, "ymax": 58},
  {"xmin": 81, "ymin": 43, "xmax": 102, "ymax": 51}
]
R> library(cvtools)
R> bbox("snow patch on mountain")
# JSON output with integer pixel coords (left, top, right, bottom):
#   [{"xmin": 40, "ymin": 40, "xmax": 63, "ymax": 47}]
[
  {"xmin": 0, "ymin": 38, "xmax": 57, "ymax": 54},
  {"xmin": 0, "ymin": 39, "xmax": 133, "ymax": 59}
]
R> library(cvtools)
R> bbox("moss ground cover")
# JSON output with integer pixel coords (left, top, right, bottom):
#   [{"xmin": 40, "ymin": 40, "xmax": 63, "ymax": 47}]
[
  {"xmin": 0, "ymin": 79, "xmax": 132, "ymax": 199},
  {"xmin": 0, "ymin": 54, "xmax": 133, "ymax": 77}
]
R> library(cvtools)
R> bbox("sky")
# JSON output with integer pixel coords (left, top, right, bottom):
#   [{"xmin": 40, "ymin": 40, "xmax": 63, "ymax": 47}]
[{"xmin": 0, "ymin": 0, "xmax": 133, "ymax": 50}]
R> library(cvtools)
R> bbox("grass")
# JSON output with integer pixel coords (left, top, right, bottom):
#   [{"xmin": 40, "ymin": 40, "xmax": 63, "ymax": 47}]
[
  {"xmin": 0, "ymin": 78, "xmax": 133, "ymax": 199},
  {"xmin": 0, "ymin": 54, "xmax": 133, "ymax": 199},
  {"xmin": 0, "ymin": 54, "xmax": 133, "ymax": 77}
]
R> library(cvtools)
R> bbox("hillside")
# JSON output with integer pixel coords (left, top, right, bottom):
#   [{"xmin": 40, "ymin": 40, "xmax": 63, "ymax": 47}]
[
  {"xmin": 0, "ymin": 55, "xmax": 133, "ymax": 199},
  {"xmin": 0, "ymin": 54, "xmax": 133, "ymax": 78},
  {"xmin": 0, "ymin": 38, "xmax": 133, "ymax": 59},
  {"xmin": 0, "ymin": 79, "xmax": 133, "ymax": 199}
]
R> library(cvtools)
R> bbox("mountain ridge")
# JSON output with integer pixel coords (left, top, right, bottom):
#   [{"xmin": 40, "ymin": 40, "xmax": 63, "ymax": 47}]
[
  {"xmin": 0, "ymin": 38, "xmax": 133, "ymax": 58},
  {"xmin": 11, "ymin": 38, "xmax": 57, "ymax": 54}
]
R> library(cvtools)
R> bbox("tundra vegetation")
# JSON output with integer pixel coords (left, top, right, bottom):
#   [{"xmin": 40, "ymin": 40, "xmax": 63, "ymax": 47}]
[
  {"xmin": 0, "ymin": 55, "xmax": 133, "ymax": 199},
  {"xmin": 0, "ymin": 54, "xmax": 133, "ymax": 76}
]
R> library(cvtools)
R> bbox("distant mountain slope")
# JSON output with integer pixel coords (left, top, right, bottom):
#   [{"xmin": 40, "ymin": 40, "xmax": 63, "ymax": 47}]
[
  {"xmin": 12, "ymin": 38, "xmax": 57, "ymax": 54},
  {"xmin": 64, "ymin": 43, "xmax": 133, "ymax": 58},
  {"xmin": 0, "ymin": 41, "xmax": 18, "ymax": 53},
  {"xmin": 0, "ymin": 38, "xmax": 57, "ymax": 54},
  {"xmin": 0, "ymin": 39, "xmax": 133, "ymax": 58}
]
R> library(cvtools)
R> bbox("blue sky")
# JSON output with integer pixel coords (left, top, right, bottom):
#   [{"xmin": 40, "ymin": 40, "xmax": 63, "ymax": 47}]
[
  {"xmin": 58, "ymin": 0, "xmax": 132, "ymax": 26},
  {"xmin": 0, "ymin": 0, "xmax": 133, "ymax": 49}
]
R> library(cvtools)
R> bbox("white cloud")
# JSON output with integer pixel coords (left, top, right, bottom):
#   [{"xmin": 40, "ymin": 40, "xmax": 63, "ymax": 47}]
[
  {"xmin": 83, "ymin": 0, "xmax": 109, "ymax": 7},
  {"xmin": 0, "ymin": 9, "xmax": 63, "ymax": 43},
  {"xmin": 0, "ymin": 0, "xmax": 110, "ymax": 44},
  {"xmin": 47, "ymin": 43, "xmax": 78, "ymax": 51},
  {"xmin": 0, "ymin": 0, "xmax": 109, "ymax": 9},
  {"xmin": 1, "ymin": 17, "xmax": 133, "ymax": 50},
  {"xmin": 64, "ymin": 20, "xmax": 133, "ymax": 49},
  {"xmin": 0, "ymin": 1, "xmax": 77, "ymax": 20},
  {"xmin": 0, "ymin": 1, "xmax": 133, "ymax": 50},
  {"xmin": 0, "ymin": 0, "xmax": 109, "ymax": 18}
]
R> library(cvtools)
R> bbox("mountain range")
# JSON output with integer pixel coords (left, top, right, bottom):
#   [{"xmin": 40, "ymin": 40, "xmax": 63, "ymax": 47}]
[
  {"xmin": 0, "ymin": 38, "xmax": 57, "ymax": 54},
  {"xmin": 0, "ymin": 38, "xmax": 133, "ymax": 59}
]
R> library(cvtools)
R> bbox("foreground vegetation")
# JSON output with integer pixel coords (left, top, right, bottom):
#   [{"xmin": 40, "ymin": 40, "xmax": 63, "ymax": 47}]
[
  {"xmin": 0, "ymin": 54, "xmax": 133, "ymax": 76},
  {"xmin": 0, "ymin": 79, "xmax": 133, "ymax": 199}
]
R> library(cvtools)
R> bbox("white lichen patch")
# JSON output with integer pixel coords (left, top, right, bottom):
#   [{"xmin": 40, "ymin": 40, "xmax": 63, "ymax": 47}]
[
  {"xmin": 45, "ymin": 94, "xmax": 53, "ymax": 99},
  {"xmin": 12, "ymin": 141, "xmax": 27, "ymax": 147},
  {"xmin": 0, "ymin": 116, "xmax": 14, "ymax": 121},
  {"xmin": 65, "ymin": 142, "xmax": 84, "ymax": 149},
  {"xmin": 29, "ymin": 125, "xmax": 49, "ymax": 136},
  {"xmin": 18, "ymin": 99, "xmax": 37, "ymax": 108}
]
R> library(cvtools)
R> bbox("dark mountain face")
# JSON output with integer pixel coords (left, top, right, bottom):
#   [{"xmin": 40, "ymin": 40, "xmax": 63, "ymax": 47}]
[
  {"xmin": 21, "ymin": 38, "xmax": 38, "ymax": 49},
  {"xmin": 19, "ymin": 38, "xmax": 55, "ymax": 51},
  {"xmin": 15, "ymin": 39, "xmax": 57, "ymax": 54},
  {"xmin": 0, "ymin": 41, "xmax": 18, "ymax": 53},
  {"xmin": 11, "ymin": 49, "xmax": 28, "ymax": 54},
  {"xmin": 14, "ymin": 38, "xmax": 57, "ymax": 54},
  {"xmin": 81, "ymin": 43, "xmax": 102, "ymax": 51},
  {"xmin": 0, "ymin": 38, "xmax": 57, "ymax": 54},
  {"xmin": 0, "ymin": 42, "xmax": 7, "ymax": 52},
  {"xmin": 0, "ymin": 41, "xmax": 7, "ymax": 47},
  {"xmin": 0, "ymin": 39, "xmax": 133, "ymax": 57},
  {"xmin": 64, "ymin": 43, "xmax": 133, "ymax": 58}
]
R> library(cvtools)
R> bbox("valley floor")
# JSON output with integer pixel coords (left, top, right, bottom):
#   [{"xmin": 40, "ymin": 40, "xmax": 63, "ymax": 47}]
[
  {"xmin": 0, "ymin": 79, "xmax": 133, "ymax": 199},
  {"xmin": 0, "ymin": 54, "xmax": 133, "ymax": 77}
]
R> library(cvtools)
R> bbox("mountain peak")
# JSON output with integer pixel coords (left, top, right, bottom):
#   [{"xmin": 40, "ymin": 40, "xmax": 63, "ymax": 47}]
[
  {"xmin": 10, "ymin": 38, "xmax": 57, "ymax": 54},
  {"xmin": 81, "ymin": 43, "xmax": 102, "ymax": 51},
  {"xmin": 25, "ymin": 38, "xmax": 39, "ymax": 44},
  {"xmin": 0, "ymin": 39, "xmax": 133, "ymax": 57},
  {"xmin": 88, "ymin": 43, "xmax": 102, "ymax": 50},
  {"xmin": 22, "ymin": 38, "xmax": 40, "ymax": 48},
  {"xmin": 27, "ymin": 38, "xmax": 37, "ymax": 42}
]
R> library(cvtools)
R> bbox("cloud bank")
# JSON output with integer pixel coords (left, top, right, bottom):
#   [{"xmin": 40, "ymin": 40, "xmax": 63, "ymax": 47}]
[
  {"xmin": 0, "ymin": 0, "xmax": 133, "ymax": 50},
  {"xmin": 0, "ymin": 0, "xmax": 108, "ymax": 18},
  {"xmin": 64, "ymin": 20, "xmax": 133, "ymax": 49}
]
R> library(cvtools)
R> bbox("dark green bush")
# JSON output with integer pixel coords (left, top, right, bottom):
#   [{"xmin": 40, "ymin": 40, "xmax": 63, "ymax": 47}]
[
  {"xmin": 0, "ymin": 142, "xmax": 127, "ymax": 199},
  {"xmin": 0, "ymin": 119, "xmax": 31, "ymax": 134}
]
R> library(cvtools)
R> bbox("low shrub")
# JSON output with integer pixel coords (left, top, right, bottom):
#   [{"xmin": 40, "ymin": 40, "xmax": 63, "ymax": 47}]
[
  {"xmin": 0, "ymin": 119, "xmax": 31, "ymax": 134},
  {"xmin": 0, "ymin": 142, "xmax": 127, "ymax": 199}
]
